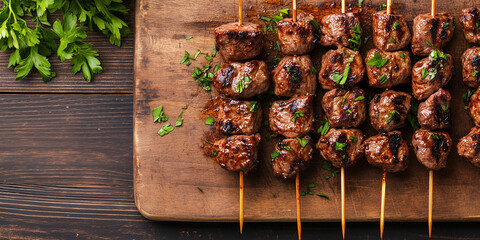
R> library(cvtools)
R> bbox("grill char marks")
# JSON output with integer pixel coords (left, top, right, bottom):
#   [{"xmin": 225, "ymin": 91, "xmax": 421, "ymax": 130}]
[
  {"xmin": 364, "ymin": 131, "xmax": 409, "ymax": 172},
  {"xmin": 413, "ymin": 129, "xmax": 451, "ymax": 170}
]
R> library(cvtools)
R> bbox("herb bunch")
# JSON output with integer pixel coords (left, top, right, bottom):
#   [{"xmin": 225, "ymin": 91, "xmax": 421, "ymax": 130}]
[{"xmin": 0, "ymin": 0, "xmax": 130, "ymax": 82}]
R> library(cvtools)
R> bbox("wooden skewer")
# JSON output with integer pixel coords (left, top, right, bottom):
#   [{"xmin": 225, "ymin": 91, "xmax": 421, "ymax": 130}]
[
  {"xmin": 386, "ymin": 0, "xmax": 392, "ymax": 15},
  {"xmin": 380, "ymin": 171, "xmax": 386, "ymax": 240},
  {"xmin": 296, "ymin": 173, "xmax": 301, "ymax": 240},
  {"xmin": 428, "ymin": 170, "xmax": 433, "ymax": 238},
  {"xmin": 341, "ymin": 167, "xmax": 346, "ymax": 240},
  {"xmin": 238, "ymin": 0, "xmax": 243, "ymax": 25},
  {"xmin": 239, "ymin": 171, "xmax": 244, "ymax": 234},
  {"xmin": 293, "ymin": 0, "xmax": 297, "ymax": 22},
  {"xmin": 341, "ymin": 0, "xmax": 346, "ymax": 13},
  {"xmin": 431, "ymin": 0, "xmax": 436, "ymax": 16}
]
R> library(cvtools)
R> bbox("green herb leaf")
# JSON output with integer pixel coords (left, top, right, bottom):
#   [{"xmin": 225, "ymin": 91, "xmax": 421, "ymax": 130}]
[
  {"xmin": 367, "ymin": 52, "xmax": 389, "ymax": 68},
  {"xmin": 197, "ymin": 187, "xmax": 204, "ymax": 193},
  {"xmin": 152, "ymin": 105, "xmax": 168, "ymax": 123},
  {"xmin": 399, "ymin": 52, "xmax": 406, "ymax": 59},
  {"xmin": 322, "ymin": 161, "xmax": 332, "ymax": 171},
  {"xmin": 349, "ymin": 136, "xmax": 356, "ymax": 143},
  {"xmin": 463, "ymin": 89, "xmax": 476, "ymax": 102},
  {"xmin": 175, "ymin": 112, "xmax": 183, "ymax": 127},
  {"xmin": 442, "ymin": 22, "xmax": 449, "ymax": 30},
  {"xmin": 358, "ymin": 0, "xmax": 365, "ymax": 7},
  {"xmin": 284, "ymin": 146, "xmax": 292, "ymax": 151},
  {"xmin": 378, "ymin": 74, "xmax": 388, "ymax": 85},
  {"xmin": 158, "ymin": 123, "xmax": 174, "ymax": 136},
  {"xmin": 182, "ymin": 105, "xmax": 188, "ymax": 110},
  {"xmin": 390, "ymin": 38, "xmax": 396, "ymax": 43},
  {"xmin": 335, "ymin": 142, "xmax": 346, "ymax": 151},
  {"xmin": 346, "ymin": 109, "xmax": 353, "ymax": 114},
  {"xmin": 316, "ymin": 193, "xmax": 330, "ymax": 200},
  {"xmin": 474, "ymin": 70, "xmax": 478, "ymax": 77},
  {"xmin": 235, "ymin": 76, "xmax": 251, "ymax": 93},
  {"xmin": 309, "ymin": 20, "xmax": 321, "ymax": 34},
  {"xmin": 311, "ymin": 66, "xmax": 317, "ymax": 74},
  {"xmin": 271, "ymin": 149, "xmax": 280, "ymax": 159},
  {"xmin": 330, "ymin": 72, "xmax": 343, "ymax": 83},
  {"xmin": 392, "ymin": 21, "xmax": 400, "ymax": 30},
  {"xmin": 292, "ymin": 111, "xmax": 304, "ymax": 122},
  {"xmin": 342, "ymin": 97, "xmax": 346, "ymax": 104},
  {"xmin": 296, "ymin": 137, "xmax": 308, "ymax": 147},
  {"xmin": 387, "ymin": 110, "xmax": 400, "ymax": 124},
  {"xmin": 186, "ymin": 36, "xmax": 193, "ymax": 40},
  {"xmin": 340, "ymin": 65, "xmax": 350, "ymax": 85},
  {"xmin": 205, "ymin": 116, "xmax": 215, "ymax": 125},
  {"xmin": 348, "ymin": 24, "xmax": 362, "ymax": 51},
  {"xmin": 250, "ymin": 101, "xmax": 259, "ymax": 113},
  {"xmin": 317, "ymin": 120, "xmax": 330, "ymax": 136},
  {"xmin": 355, "ymin": 96, "xmax": 365, "ymax": 101},
  {"xmin": 422, "ymin": 68, "xmax": 428, "ymax": 79}
]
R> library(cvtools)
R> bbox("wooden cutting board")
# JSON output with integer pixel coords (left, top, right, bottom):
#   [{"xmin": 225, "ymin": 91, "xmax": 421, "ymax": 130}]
[{"xmin": 133, "ymin": 0, "xmax": 480, "ymax": 221}]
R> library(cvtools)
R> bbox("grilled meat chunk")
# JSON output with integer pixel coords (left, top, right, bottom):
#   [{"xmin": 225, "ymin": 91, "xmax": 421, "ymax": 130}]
[
  {"xmin": 319, "ymin": 13, "xmax": 362, "ymax": 48},
  {"xmin": 462, "ymin": 47, "xmax": 480, "ymax": 88},
  {"xmin": 273, "ymin": 55, "xmax": 317, "ymax": 97},
  {"xmin": 318, "ymin": 47, "xmax": 365, "ymax": 90},
  {"xmin": 372, "ymin": 10, "xmax": 411, "ymax": 51},
  {"xmin": 411, "ymin": 13, "xmax": 455, "ymax": 56},
  {"xmin": 369, "ymin": 90, "xmax": 412, "ymax": 133},
  {"xmin": 277, "ymin": 13, "xmax": 318, "ymax": 55},
  {"xmin": 364, "ymin": 131, "xmax": 409, "ymax": 172},
  {"xmin": 412, "ymin": 51, "xmax": 453, "ymax": 100},
  {"xmin": 412, "ymin": 129, "xmax": 451, "ymax": 170},
  {"xmin": 316, "ymin": 128, "xmax": 364, "ymax": 168},
  {"xmin": 216, "ymin": 98, "xmax": 262, "ymax": 135},
  {"xmin": 322, "ymin": 87, "xmax": 366, "ymax": 128},
  {"xmin": 272, "ymin": 136, "xmax": 314, "ymax": 179},
  {"xmin": 457, "ymin": 126, "xmax": 480, "ymax": 167},
  {"xmin": 269, "ymin": 95, "xmax": 314, "ymax": 138},
  {"xmin": 417, "ymin": 88, "xmax": 451, "ymax": 130},
  {"xmin": 213, "ymin": 60, "xmax": 269, "ymax": 99},
  {"xmin": 214, "ymin": 22, "xmax": 263, "ymax": 62},
  {"xmin": 213, "ymin": 134, "xmax": 261, "ymax": 173},
  {"xmin": 460, "ymin": 8, "xmax": 480, "ymax": 44},
  {"xmin": 469, "ymin": 88, "xmax": 480, "ymax": 127},
  {"xmin": 365, "ymin": 49, "xmax": 411, "ymax": 88}
]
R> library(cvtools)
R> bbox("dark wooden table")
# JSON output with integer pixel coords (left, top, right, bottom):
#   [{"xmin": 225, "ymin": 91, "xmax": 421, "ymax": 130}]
[{"xmin": 0, "ymin": 1, "xmax": 479, "ymax": 239}]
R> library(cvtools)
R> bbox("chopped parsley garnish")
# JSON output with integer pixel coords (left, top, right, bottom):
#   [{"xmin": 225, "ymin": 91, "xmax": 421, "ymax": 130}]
[
  {"xmin": 260, "ymin": 16, "xmax": 272, "ymax": 21},
  {"xmin": 355, "ymin": 96, "xmax": 365, "ymax": 101},
  {"xmin": 399, "ymin": 52, "xmax": 406, "ymax": 59},
  {"xmin": 316, "ymin": 193, "xmax": 330, "ymax": 200},
  {"xmin": 235, "ymin": 76, "xmax": 251, "ymax": 93},
  {"xmin": 429, "ymin": 49, "xmax": 448, "ymax": 62},
  {"xmin": 204, "ymin": 139, "xmax": 213, "ymax": 145},
  {"xmin": 197, "ymin": 187, "xmax": 204, "ymax": 193},
  {"xmin": 339, "ymin": 65, "xmax": 350, "ymax": 85},
  {"xmin": 422, "ymin": 68, "xmax": 428, "ymax": 79},
  {"xmin": 347, "ymin": 109, "xmax": 353, "ymax": 114},
  {"xmin": 274, "ymin": 57, "xmax": 282, "ymax": 64},
  {"xmin": 180, "ymin": 51, "xmax": 192, "ymax": 66},
  {"xmin": 348, "ymin": 24, "xmax": 362, "ymax": 51},
  {"xmin": 392, "ymin": 21, "xmax": 400, "ymax": 30},
  {"xmin": 317, "ymin": 120, "xmax": 330, "ymax": 136},
  {"xmin": 192, "ymin": 64, "xmax": 215, "ymax": 92},
  {"xmin": 462, "ymin": 89, "xmax": 476, "ymax": 102},
  {"xmin": 474, "ymin": 70, "xmax": 479, "ymax": 77},
  {"xmin": 387, "ymin": 110, "xmax": 400, "ymax": 124},
  {"xmin": 186, "ymin": 36, "xmax": 193, "ymax": 40},
  {"xmin": 342, "ymin": 97, "xmax": 346, "ymax": 104},
  {"xmin": 193, "ymin": 50, "xmax": 201, "ymax": 60},
  {"xmin": 442, "ymin": 22, "xmax": 449, "ymax": 30},
  {"xmin": 425, "ymin": 41, "xmax": 434, "ymax": 48},
  {"xmin": 182, "ymin": 105, "xmax": 188, "ymax": 110},
  {"xmin": 158, "ymin": 123, "xmax": 174, "ymax": 136},
  {"xmin": 322, "ymin": 162, "xmax": 340, "ymax": 179},
  {"xmin": 205, "ymin": 116, "xmax": 215, "ymax": 125},
  {"xmin": 330, "ymin": 72, "xmax": 343, "ymax": 83},
  {"xmin": 367, "ymin": 52, "xmax": 389, "ymax": 68},
  {"xmin": 309, "ymin": 20, "xmax": 321, "ymax": 34},
  {"xmin": 284, "ymin": 146, "xmax": 292, "ymax": 151},
  {"xmin": 175, "ymin": 112, "xmax": 183, "ymax": 127},
  {"xmin": 380, "ymin": 3, "xmax": 387, "ymax": 9},
  {"xmin": 152, "ymin": 105, "xmax": 168, "ymax": 123},
  {"xmin": 205, "ymin": 55, "xmax": 213, "ymax": 62},
  {"xmin": 311, "ymin": 66, "xmax": 317, "ymax": 74},
  {"xmin": 349, "ymin": 136, "xmax": 356, "ymax": 143},
  {"xmin": 358, "ymin": 0, "xmax": 365, "ymax": 7},
  {"xmin": 275, "ymin": 41, "xmax": 281, "ymax": 51},
  {"xmin": 430, "ymin": 133, "xmax": 439, "ymax": 140},
  {"xmin": 250, "ymin": 101, "xmax": 259, "ymax": 113},
  {"xmin": 292, "ymin": 111, "xmax": 304, "ymax": 122},
  {"xmin": 212, "ymin": 44, "xmax": 217, "ymax": 57},
  {"xmin": 279, "ymin": 9, "xmax": 289, "ymax": 15},
  {"xmin": 212, "ymin": 151, "xmax": 218, "ymax": 156},
  {"xmin": 335, "ymin": 142, "xmax": 346, "ymax": 151},
  {"xmin": 378, "ymin": 74, "xmax": 388, "ymax": 85},
  {"xmin": 390, "ymin": 38, "xmax": 396, "ymax": 43},
  {"xmin": 271, "ymin": 149, "xmax": 280, "ymax": 159},
  {"xmin": 296, "ymin": 137, "xmax": 309, "ymax": 147},
  {"xmin": 442, "ymin": 103, "xmax": 449, "ymax": 111}
]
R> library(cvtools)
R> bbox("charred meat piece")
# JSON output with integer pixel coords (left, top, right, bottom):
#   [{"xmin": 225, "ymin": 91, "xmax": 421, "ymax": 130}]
[
  {"xmin": 216, "ymin": 98, "xmax": 262, "ymax": 135},
  {"xmin": 214, "ymin": 22, "xmax": 263, "ymax": 62},
  {"xmin": 462, "ymin": 47, "xmax": 480, "ymax": 88},
  {"xmin": 469, "ymin": 88, "xmax": 480, "ymax": 127},
  {"xmin": 412, "ymin": 50, "xmax": 453, "ymax": 100},
  {"xmin": 316, "ymin": 128, "xmax": 364, "ymax": 168},
  {"xmin": 369, "ymin": 90, "xmax": 411, "ymax": 133},
  {"xmin": 319, "ymin": 13, "xmax": 362, "ymax": 48},
  {"xmin": 213, "ymin": 134, "xmax": 261, "ymax": 173},
  {"xmin": 372, "ymin": 11, "xmax": 411, "ymax": 51},
  {"xmin": 213, "ymin": 60, "xmax": 269, "ymax": 99},
  {"xmin": 365, "ymin": 49, "xmax": 411, "ymax": 88},
  {"xmin": 412, "ymin": 129, "xmax": 451, "ymax": 170},
  {"xmin": 322, "ymin": 87, "xmax": 366, "ymax": 128},
  {"xmin": 460, "ymin": 8, "xmax": 480, "ymax": 44},
  {"xmin": 273, "ymin": 55, "xmax": 317, "ymax": 97},
  {"xmin": 411, "ymin": 13, "xmax": 455, "ymax": 56},
  {"xmin": 271, "ymin": 136, "xmax": 314, "ymax": 179},
  {"xmin": 269, "ymin": 95, "xmax": 314, "ymax": 138},
  {"xmin": 318, "ymin": 47, "xmax": 365, "ymax": 90},
  {"xmin": 277, "ymin": 13, "xmax": 318, "ymax": 55},
  {"xmin": 364, "ymin": 131, "xmax": 409, "ymax": 172},
  {"xmin": 417, "ymin": 88, "xmax": 451, "ymax": 130},
  {"xmin": 457, "ymin": 126, "xmax": 480, "ymax": 167}
]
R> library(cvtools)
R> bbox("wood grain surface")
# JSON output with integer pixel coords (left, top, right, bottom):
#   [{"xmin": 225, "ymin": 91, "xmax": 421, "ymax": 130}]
[{"xmin": 134, "ymin": 0, "xmax": 480, "ymax": 222}]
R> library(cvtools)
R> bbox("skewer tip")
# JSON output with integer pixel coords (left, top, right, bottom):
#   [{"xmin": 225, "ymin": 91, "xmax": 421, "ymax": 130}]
[
  {"xmin": 380, "ymin": 171, "xmax": 387, "ymax": 240},
  {"xmin": 341, "ymin": 167, "xmax": 346, "ymax": 240},
  {"xmin": 239, "ymin": 171, "xmax": 244, "ymax": 234},
  {"xmin": 428, "ymin": 170, "xmax": 434, "ymax": 238},
  {"xmin": 296, "ymin": 173, "xmax": 301, "ymax": 240}
]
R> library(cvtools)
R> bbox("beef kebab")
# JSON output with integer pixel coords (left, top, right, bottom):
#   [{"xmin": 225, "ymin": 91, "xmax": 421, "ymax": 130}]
[
  {"xmin": 410, "ymin": 1, "xmax": 454, "ymax": 237},
  {"xmin": 316, "ymin": 0, "xmax": 367, "ymax": 237},
  {"xmin": 271, "ymin": 2, "xmax": 319, "ymax": 238},
  {"xmin": 212, "ymin": 0, "xmax": 268, "ymax": 233}
]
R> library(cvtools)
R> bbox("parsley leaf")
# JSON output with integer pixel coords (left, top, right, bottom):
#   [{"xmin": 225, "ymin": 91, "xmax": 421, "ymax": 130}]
[
  {"xmin": 399, "ymin": 52, "xmax": 406, "ymax": 59},
  {"xmin": 392, "ymin": 21, "xmax": 400, "ymax": 30},
  {"xmin": 292, "ymin": 111, "xmax": 304, "ymax": 122},
  {"xmin": 316, "ymin": 193, "xmax": 330, "ymax": 200},
  {"xmin": 235, "ymin": 76, "xmax": 251, "ymax": 93},
  {"xmin": 296, "ymin": 137, "xmax": 308, "ymax": 147},
  {"xmin": 175, "ymin": 112, "xmax": 183, "ymax": 127},
  {"xmin": 330, "ymin": 72, "xmax": 343, "ymax": 83},
  {"xmin": 250, "ymin": 101, "xmax": 259, "ymax": 113},
  {"xmin": 355, "ymin": 96, "xmax": 365, "ymax": 101},
  {"xmin": 271, "ymin": 149, "xmax": 280, "ymax": 159},
  {"xmin": 317, "ymin": 119, "xmax": 330, "ymax": 136},
  {"xmin": 463, "ymin": 89, "xmax": 476, "ymax": 102},
  {"xmin": 378, "ymin": 74, "xmax": 388, "ymax": 85},
  {"xmin": 348, "ymin": 24, "xmax": 362, "ymax": 51},
  {"xmin": 358, "ymin": 0, "xmax": 365, "ymax": 7},
  {"xmin": 205, "ymin": 116, "xmax": 215, "ymax": 125},
  {"xmin": 152, "ymin": 105, "xmax": 168, "ymax": 123},
  {"xmin": 387, "ymin": 110, "xmax": 400, "ymax": 124},
  {"xmin": 158, "ymin": 123, "xmax": 174, "ymax": 136},
  {"xmin": 367, "ymin": 52, "xmax": 389, "ymax": 68},
  {"xmin": 335, "ymin": 142, "xmax": 346, "ymax": 151}
]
